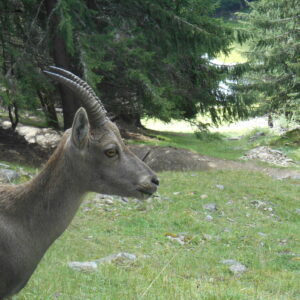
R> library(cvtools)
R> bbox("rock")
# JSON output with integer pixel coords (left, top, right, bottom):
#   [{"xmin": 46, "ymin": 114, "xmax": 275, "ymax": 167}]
[
  {"xmin": 68, "ymin": 261, "xmax": 97, "ymax": 272},
  {"xmin": 229, "ymin": 263, "xmax": 247, "ymax": 275},
  {"xmin": 278, "ymin": 239, "xmax": 288, "ymax": 245},
  {"xmin": 104, "ymin": 199, "xmax": 114, "ymax": 205},
  {"xmin": 220, "ymin": 259, "xmax": 239, "ymax": 265},
  {"xmin": 241, "ymin": 146, "xmax": 293, "ymax": 166},
  {"xmin": 17, "ymin": 126, "xmax": 40, "ymax": 139},
  {"xmin": 165, "ymin": 233, "xmax": 192, "ymax": 245},
  {"xmin": 95, "ymin": 252, "xmax": 136, "ymax": 264},
  {"xmin": 249, "ymin": 131, "xmax": 265, "ymax": 141},
  {"xmin": 202, "ymin": 234, "xmax": 212, "ymax": 241},
  {"xmin": 0, "ymin": 163, "xmax": 10, "ymax": 168},
  {"xmin": 165, "ymin": 233, "xmax": 190, "ymax": 245},
  {"xmin": 250, "ymin": 200, "xmax": 267, "ymax": 208},
  {"xmin": 120, "ymin": 197, "xmax": 129, "ymax": 203},
  {"xmin": 1, "ymin": 120, "xmax": 12, "ymax": 129},
  {"xmin": 295, "ymin": 208, "xmax": 300, "ymax": 215},
  {"xmin": 200, "ymin": 194, "xmax": 208, "ymax": 199},
  {"xmin": 258, "ymin": 232, "xmax": 267, "ymax": 237},
  {"xmin": 203, "ymin": 203, "xmax": 217, "ymax": 211},
  {"xmin": 205, "ymin": 215, "xmax": 213, "ymax": 221},
  {"xmin": 227, "ymin": 136, "xmax": 242, "ymax": 141},
  {"xmin": 0, "ymin": 169, "xmax": 19, "ymax": 183},
  {"xmin": 215, "ymin": 184, "xmax": 224, "ymax": 190},
  {"xmin": 220, "ymin": 259, "xmax": 247, "ymax": 275},
  {"xmin": 129, "ymin": 145, "xmax": 213, "ymax": 172},
  {"xmin": 167, "ymin": 236, "xmax": 185, "ymax": 245},
  {"xmin": 0, "ymin": 121, "xmax": 62, "ymax": 149}
]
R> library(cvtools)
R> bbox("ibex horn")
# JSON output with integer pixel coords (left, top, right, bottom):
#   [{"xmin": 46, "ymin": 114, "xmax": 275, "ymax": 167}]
[{"xmin": 43, "ymin": 66, "xmax": 107, "ymax": 127}]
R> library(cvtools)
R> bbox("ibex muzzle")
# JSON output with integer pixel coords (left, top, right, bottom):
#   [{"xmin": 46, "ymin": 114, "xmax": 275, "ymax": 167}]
[{"xmin": 0, "ymin": 67, "xmax": 158, "ymax": 299}]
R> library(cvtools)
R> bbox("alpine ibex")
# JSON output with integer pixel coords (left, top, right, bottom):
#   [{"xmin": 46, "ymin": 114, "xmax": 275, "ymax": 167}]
[{"xmin": 0, "ymin": 66, "xmax": 159, "ymax": 299}]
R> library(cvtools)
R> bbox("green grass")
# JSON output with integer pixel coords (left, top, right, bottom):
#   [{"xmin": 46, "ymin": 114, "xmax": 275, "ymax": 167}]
[
  {"xmin": 132, "ymin": 123, "xmax": 300, "ymax": 165},
  {"xmin": 13, "ymin": 169, "xmax": 300, "ymax": 300},
  {"xmin": 131, "ymin": 130, "xmax": 247, "ymax": 160},
  {"xmin": 217, "ymin": 42, "xmax": 249, "ymax": 64},
  {"xmin": 2, "ymin": 111, "xmax": 299, "ymax": 299}
]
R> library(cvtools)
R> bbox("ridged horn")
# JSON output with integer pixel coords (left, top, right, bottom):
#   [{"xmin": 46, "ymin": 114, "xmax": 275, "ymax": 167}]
[{"xmin": 43, "ymin": 66, "xmax": 107, "ymax": 128}]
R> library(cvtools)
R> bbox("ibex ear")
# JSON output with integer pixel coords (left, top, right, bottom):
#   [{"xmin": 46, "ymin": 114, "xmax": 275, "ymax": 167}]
[{"xmin": 71, "ymin": 107, "xmax": 90, "ymax": 149}]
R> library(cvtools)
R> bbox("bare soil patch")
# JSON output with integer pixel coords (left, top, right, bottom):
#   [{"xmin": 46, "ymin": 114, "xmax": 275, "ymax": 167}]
[{"xmin": 0, "ymin": 127, "xmax": 299, "ymax": 180}]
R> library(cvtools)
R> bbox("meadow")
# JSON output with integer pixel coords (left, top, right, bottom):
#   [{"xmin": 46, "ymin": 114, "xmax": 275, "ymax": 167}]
[{"xmin": 6, "ymin": 120, "xmax": 300, "ymax": 300}]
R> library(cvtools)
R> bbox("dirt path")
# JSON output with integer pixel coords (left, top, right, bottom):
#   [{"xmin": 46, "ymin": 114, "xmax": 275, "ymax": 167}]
[
  {"xmin": 1, "ymin": 127, "xmax": 299, "ymax": 180},
  {"xmin": 130, "ymin": 145, "xmax": 300, "ymax": 180}
]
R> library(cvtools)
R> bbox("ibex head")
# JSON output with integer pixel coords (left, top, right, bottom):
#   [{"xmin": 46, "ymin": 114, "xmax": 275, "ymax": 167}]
[{"xmin": 44, "ymin": 66, "xmax": 159, "ymax": 199}]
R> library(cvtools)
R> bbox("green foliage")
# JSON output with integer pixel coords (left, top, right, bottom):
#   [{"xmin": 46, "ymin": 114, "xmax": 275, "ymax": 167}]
[
  {"xmin": 0, "ymin": 0, "xmax": 248, "ymax": 127},
  {"xmin": 82, "ymin": 0, "xmax": 239, "ymax": 125},
  {"xmin": 231, "ymin": 0, "xmax": 300, "ymax": 122}
]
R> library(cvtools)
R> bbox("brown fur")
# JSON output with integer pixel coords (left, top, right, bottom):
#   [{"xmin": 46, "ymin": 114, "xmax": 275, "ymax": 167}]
[{"xmin": 0, "ymin": 110, "xmax": 158, "ymax": 299}]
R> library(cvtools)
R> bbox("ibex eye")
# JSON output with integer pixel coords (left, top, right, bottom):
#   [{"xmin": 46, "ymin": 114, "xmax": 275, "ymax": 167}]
[{"xmin": 105, "ymin": 149, "xmax": 118, "ymax": 157}]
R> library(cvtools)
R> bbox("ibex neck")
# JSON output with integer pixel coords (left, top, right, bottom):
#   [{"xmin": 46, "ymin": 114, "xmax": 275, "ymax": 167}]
[{"xmin": 14, "ymin": 135, "xmax": 86, "ymax": 246}]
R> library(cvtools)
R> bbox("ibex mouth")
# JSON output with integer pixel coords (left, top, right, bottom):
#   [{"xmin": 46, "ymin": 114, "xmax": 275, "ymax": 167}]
[
  {"xmin": 136, "ymin": 188, "xmax": 155, "ymax": 198},
  {"xmin": 137, "ymin": 189, "xmax": 153, "ymax": 195}
]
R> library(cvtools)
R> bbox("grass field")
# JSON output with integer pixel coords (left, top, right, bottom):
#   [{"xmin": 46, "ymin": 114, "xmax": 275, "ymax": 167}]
[
  {"xmin": 3, "ymin": 119, "xmax": 298, "ymax": 300},
  {"xmin": 15, "ymin": 170, "xmax": 300, "ymax": 300}
]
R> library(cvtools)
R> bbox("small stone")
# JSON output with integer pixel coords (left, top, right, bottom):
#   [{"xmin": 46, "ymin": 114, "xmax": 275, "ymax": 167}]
[
  {"xmin": 0, "ymin": 169, "xmax": 19, "ymax": 183},
  {"xmin": 0, "ymin": 163, "xmax": 10, "ymax": 168},
  {"xmin": 258, "ymin": 232, "xmax": 267, "ymax": 237},
  {"xmin": 250, "ymin": 200, "xmax": 267, "ymax": 208},
  {"xmin": 226, "ymin": 200, "xmax": 234, "ymax": 205},
  {"xmin": 121, "ymin": 197, "xmax": 129, "ymax": 203},
  {"xmin": 2, "ymin": 121, "xmax": 12, "ymax": 129},
  {"xmin": 220, "ymin": 259, "xmax": 239, "ymax": 265},
  {"xmin": 215, "ymin": 184, "xmax": 224, "ymax": 190},
  {"xmin": 167, "ymin": 236, "xmax": 185, "ymax": 245},
  {"xmin": 200, "ymin": 194, "xmax": 208, "ymax": 199},
  {"xmin": 278, "ymin": 239, "xmax": 288, "ymax": 245},
  {"xmin": 104, "ymin": 199, "xmax": 114, "ymax": 205},
  {"xmin": 229, "ymin": 263, "xmax": 247, "ymax": 275},
  {"xmin": 95, "ymin": 252, "xmax": 136, "ymax": 264},
  {"xmin": 205, "ymin": 215, "xmax": 213, "ymax": 221},
  {"xmin": 203, "ymin": 203, "xmax": 217, "ymax": 211},
  {"xmin": 220, "ymin": 259, "xmax": 247, "ymax": 275},
  {"xmin": 202, "ymin": 234, "xmax": 212, "ymax": 241},
  {"xmin": 68, "ymin": 261, "xmax": 97, "ymax": 272},
  {"xmin": 173, "ymin": 192, "xmax": 181, "ymax": 195},
  {"xmin": 227, "ymin": 136, "xmax": 241, "ymax": 141},
  {"xmin": 295, "ymin": 208, "xmax": 300, "ymax": 215}
]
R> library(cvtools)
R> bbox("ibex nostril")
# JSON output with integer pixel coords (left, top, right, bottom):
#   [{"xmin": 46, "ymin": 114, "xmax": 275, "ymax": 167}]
[{"xmin": 151, "ymin": 177, "xmax": 159, "ymax": 186}]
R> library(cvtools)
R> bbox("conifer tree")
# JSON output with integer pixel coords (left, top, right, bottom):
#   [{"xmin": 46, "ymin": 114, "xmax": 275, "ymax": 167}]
[
  {"xmin": 1, "ymin": 0, "xmax": 243, "ymax": 129},
  {"xmin": 231, "ymin": 0, "xmax": 300, "ymax": 122}
]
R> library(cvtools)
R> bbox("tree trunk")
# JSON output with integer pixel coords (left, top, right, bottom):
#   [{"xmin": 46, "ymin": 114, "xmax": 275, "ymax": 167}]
[
  {"xmin": 37, "ymin": 90, "xmax": 60, "ymax": 129},
  {"xmin": 268, "ymin": 114, "xmax": 274, "ymax": 128},
  {"xmin": 44, "ymin": 0, "xmax": 81, "ymax": 129},
  {"xmin": 115, "ymin": 111, "xmax": 144, "ymax": 132},
  {"xmin": 8, "ymin": 101, "xmax": 19, "ymax": 131}
]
